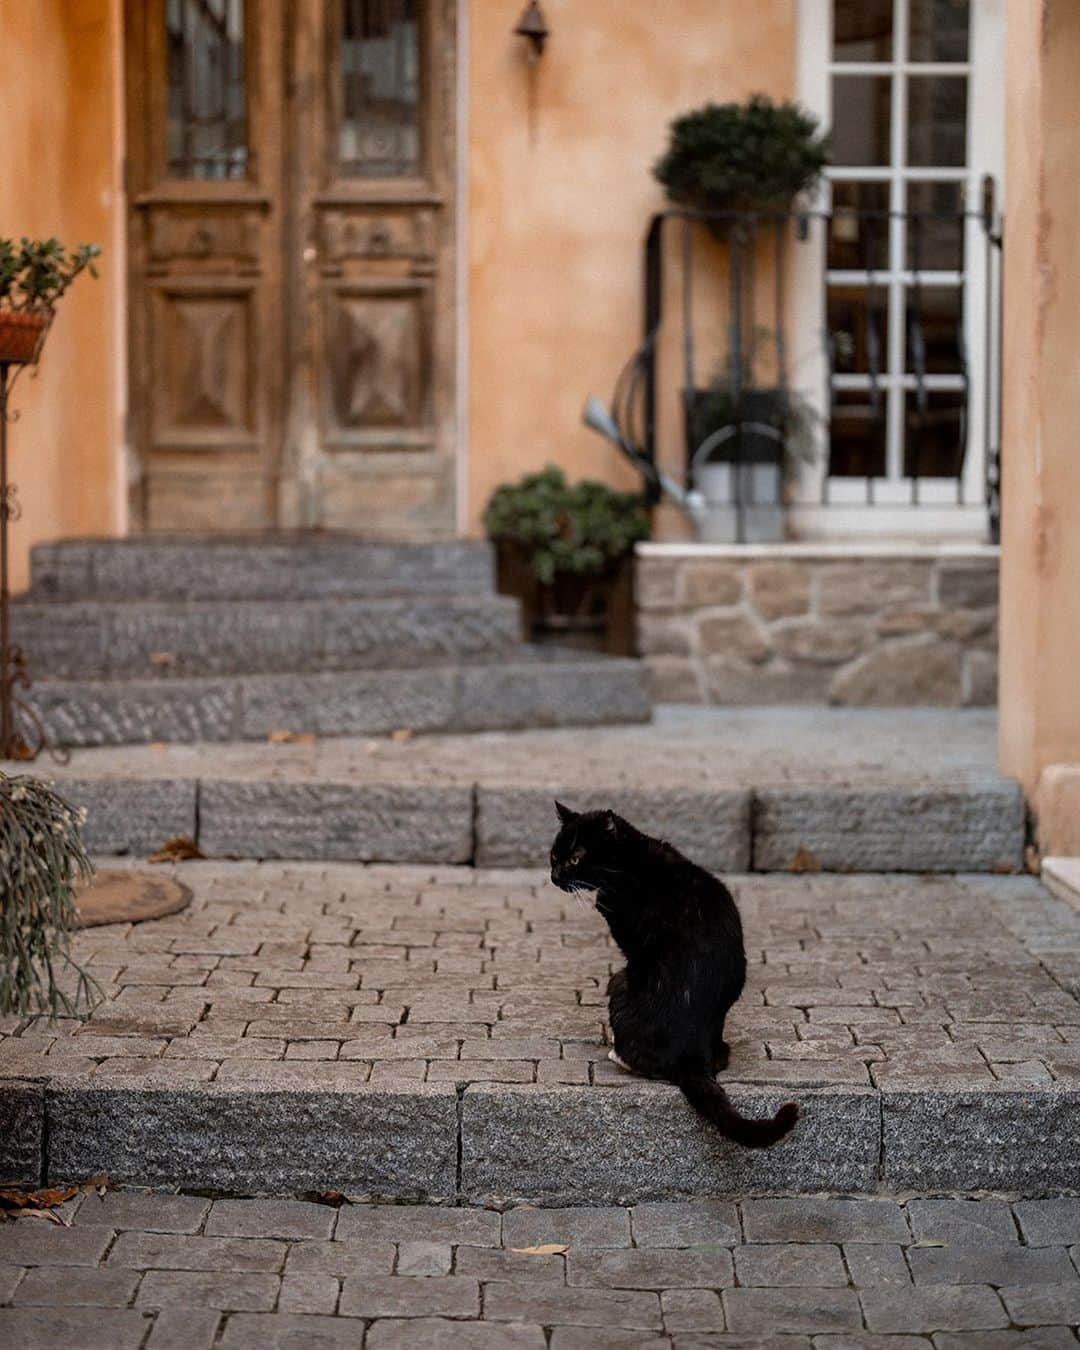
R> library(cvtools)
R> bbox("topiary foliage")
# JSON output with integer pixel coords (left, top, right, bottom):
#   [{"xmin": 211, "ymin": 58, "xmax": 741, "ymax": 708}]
[
  {"xmin": 654, "ymin": 94, "xmax": 829, "ymax": 215},
  {"xmin": 483, "ymin": 466, "xmax": 649, "ymax": 585},
  {"xmin": 0, "ymin": 775, "xmax": 101, "ymax": 1020}
]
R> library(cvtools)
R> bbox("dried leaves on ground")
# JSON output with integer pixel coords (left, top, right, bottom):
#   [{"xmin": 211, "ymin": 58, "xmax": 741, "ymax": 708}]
[{"xmin": 148, "ymin": 835, "xmax": 205, "ymax": 863}]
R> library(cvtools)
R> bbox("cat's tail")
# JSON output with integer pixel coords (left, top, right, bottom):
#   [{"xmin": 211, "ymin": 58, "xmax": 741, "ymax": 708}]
[{"xmin": 678, "ymin": 1074, "xmax": 799, "ymax": 1148}]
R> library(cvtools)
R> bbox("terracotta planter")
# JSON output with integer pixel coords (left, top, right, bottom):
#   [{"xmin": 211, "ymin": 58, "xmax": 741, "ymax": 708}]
[
  {"xmin": 0, "ymin": 309, "xmax": 49, "ymax": 365},
  {"xmin": 494, "ymin": 541, "xmax": 636, "ymax": 656}
]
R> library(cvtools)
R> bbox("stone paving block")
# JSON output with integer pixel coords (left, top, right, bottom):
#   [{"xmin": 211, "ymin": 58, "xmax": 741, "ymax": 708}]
[
  {"xmin": 732, "ymin": 1242, "xmax": 847, "ymax": 1287},
  {"xmin": 145, "ymin": 1308, "xmax": 222, "ymax": 1350},
  {"xmin": 1013, "ymin": 1198, "xmax": 1080, "ymax": 1246},
  {"xmin": 905, "ymin": 1198, "xmax": 1019, "ymax": 1246},
  {"xmin": 0, "ymin": 1080, "xmax": 43, "ymax": 1183},
  {"xmin": 0, "ymin": 1265, "xmax": 24, "ymax": 1302},
  {"xmin": 740, "ymin": 1199, "xmax": 909, "ymax": 1245},
  {"xmin": 277, "ymin": 1271, "xmax": 340, "ymax": 1314},
  {"xmin": 660, "ymin": 1287, "xmax": 726, "ymax": 1333},
  {"xmin": 219, "ymin": 1314, "xmax": 364, "ymax": 1348},
  {"xmin": 483, "ymin": 1280, "xmax": 662, "ymax": 1329},
  {"xmin": 0, "ymin": 1221, "xmax": 112, "ymax": 1268},
  {"xmin": 630, "ymin": 1201, "xmax": 740, "ymax": 1249},
  {"xmin": 284, "ymin": 1239, "xmax": 393, "ymax": 1278},
  {"xmin": 475, "ymin": 786, "xmax": 751, "ymax": 872},
  {"xmin": 396, "ymin": 1241, "xmax": 452, "ymax": 1276},
  {"xmin": 933, "ymin": 1332, "xmax": 1080, "ymax": 1350},
  {"xmin": 206, "ymin": 1198, "xmax": 335, "ymax": 1240},
  {"xmin": 453, "ymin": 1246, "xmax": 565, "ymax": 1283},
  {"xmin": 72, "ymin": 1190, "xmax": 210, "ymax": 1233},
  {"xmin": 882, "ymin": 1088, "xmax": 1080, "ymax": 1192},
  {"xmin": 11, "ymin": 1265, "xmax": 140, "ymax": 1306},
  {"xmin": 909, "ymin": 1244, "xmax": 1075, "ymax": 1285},
  {"xmin": 58, "ymin": 778, "xmax": 197, "ymax": 855},
  {"xmin": 999, "ymin": 1283, "xmax": 1080, "ymax": 1327},
  {"xmin": 26, "ymin": 677, "xmax": 242, "ymax": 748},
  {"xmin": 461, "ymin": 1085, "xmax": 878, "ymax": 1204},
  {"xmin": 106, "ymin": 1232, "xmax": 285, "ymax": 1272},
  {"xmin": 841, "ymin": 1243, "xmax": 911, "ymax": 1286},
  {"xmin": 45, "ymin": 1084, "xmax": 458, "ymax": 1198},
  {"xmin": 367, "ymin": 1321, "xmax": 547, "ymax": 1350},
  {"xmin": 0, "ymin": 1308, "xmax": 149, "ymax": 1350},
  {"xmin": 753, "ymin": 783, "xmax": 1024, "ymax": 873},
  {"xmin": 568, "ymin": 1248, "xmax": 733, "ymax": 1289},
  {"xmin": 336, "ymin": 1204, "xmax": 500, "ymax": 1247},
  {"xmin": 136, "ymin": 1269, "xmax": 280, "ymax": 1311},
  {"xmin": 198, "ymin": 782, "xmax": 474, "ymax": 863},
  {"xmin": 501, "ymin": 1205, "xmax": 630, "ymax": 1250},
  {"xmin": 722, "ymin": 1286, "xmax": 863, "ymax": 1334},
  {"xmin": 860, "ymin": 1285, "xmax": 1009, "ymax": 1332},
  {"xmin": 337, "ymin": 1274, "xmax": 479, "ymax": 1319}
]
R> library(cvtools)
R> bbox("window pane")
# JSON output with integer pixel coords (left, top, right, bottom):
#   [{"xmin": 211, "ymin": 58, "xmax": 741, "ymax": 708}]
[
  {"xmin": 908, "ymin": 0, "xmax": 969, "ymax": 63},
  {"xmin": 831, "ymin": 76, "xmax": 892, "ymax": 165},
  {"xmin": 340, "ymin": 0, "xmax": 421, "ymax": 178},
  {"xmin": 828, "ymin": 286, "xmax": 889, "ymax": 376},
  {"xmin": 906, "ymin": 285, "xmax": 963, "ymax": 374},
  {"xmin": 828, "ymin": 182, "xmax": 890, "ymax": 271},
  {"xmin": 830, "ymin": 388, "xmax": 887, "ymax": 477},
  {"xmin": 907, "ymin": 75, "xmax": 967, "ymax": 166},
  {"xmin": 833, "ymin": 0, "xmax": 893, "ymax": 62},
  {"xmin": 906, "ymin": 181, "xmax": 965, "ymax": 271},
  {"xmin": 905, "ymin": 389, "xmax": 965, "ymax": 476},
  {"xmin": 166, "ymin": 0, "xmax": 247, "ymax": 179}
]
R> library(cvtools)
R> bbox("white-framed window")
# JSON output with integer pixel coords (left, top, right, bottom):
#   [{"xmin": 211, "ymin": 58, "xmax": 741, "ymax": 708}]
[{"xmin": 791, "ymin": 0, "xmax": 1004, "ymax": 539}]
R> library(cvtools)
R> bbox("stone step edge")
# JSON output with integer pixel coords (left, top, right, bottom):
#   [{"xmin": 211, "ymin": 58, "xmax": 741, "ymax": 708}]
[
  {"xmin": 24, "ymin": 659, "xmax": 651, "ymax": 746},
  {"xmin": 4, "ymin": 1079, "xmax": 1075, "ymax": 1202},
  {"xmin": 56, "ymin": 777, "xmax": 1026, "ymax": 874}
]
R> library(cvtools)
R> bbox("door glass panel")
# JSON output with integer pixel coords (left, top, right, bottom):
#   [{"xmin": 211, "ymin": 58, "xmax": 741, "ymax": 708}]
[
  {"xmin": 165, "ymin": 0, "xmax": 247, "ymax": 179},
  {"xmin": 828, "ymin": 182, "xmax": 890, "ymax": 271},
  {"xmin": 830, "ymin": 76, "xmax": 892, "ymax": 165},
  {"xmin": 906, "ymin": 181, "xmax": 965, "ymax": 271},
  {"xmin": 833, "ymin": 0, "xmax": 893, "ymax": 62},
  {"xmin": 907, "ymin": 75, "xmax": 968, "ymax": 166},
  {"xmin": 340, "ymin": 0, "xmax": 421, "ymax": 178},
  {"xmin": 908, "ymin": 0, "xmax": 969, "ymax": 62}
]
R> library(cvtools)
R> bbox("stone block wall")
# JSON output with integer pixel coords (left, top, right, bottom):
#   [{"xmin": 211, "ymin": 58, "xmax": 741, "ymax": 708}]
[{"xmin": 636, "ymin": 546, "xmax": 998, "ymax": 706}]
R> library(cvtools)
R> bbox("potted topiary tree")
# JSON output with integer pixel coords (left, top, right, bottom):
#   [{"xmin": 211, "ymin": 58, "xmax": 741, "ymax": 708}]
[
  {"xmin": 0, "ymin": 237, "xmax": 100, "ymax": 364},
  {"xmin": 0, "ymin": 774, "xmax": 100, "ymax": 1019},
  {"xmin": 483, "ymin": 466, "xmax": 649, "ymax": 655}
]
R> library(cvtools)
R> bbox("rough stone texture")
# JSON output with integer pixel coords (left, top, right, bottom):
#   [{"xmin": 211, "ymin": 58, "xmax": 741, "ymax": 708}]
[
  {"xmin": 0, "ymin": 1081, "xmax": 43, "ymax": 1183},
  {"xmin": 754, "ymin": 783, "xmax": 1025, "ymax": 873},
  {"xmin": 882, "ymin": 1088, "xmax": 1080, "ymax": 1194},
  {"xmin": 198, "ymin": 782, "xmax": 474, "ymax": 862},
  {"xmin": 475, "ymin": 787, "xmax": 751, "ymax": 872},
  {"xmin": 460, "ymin": 1084, "xmax": 879, "ymax": 1204},
  {"xmin": 456, "ymin": 659, "xmax": 650, "ymax": 732},
  {"xmin": 58, "ymin": 779, "xmax": 197, "ymax": 856},
  {"xmin": 12, "ymin": 595, "xmax": 521, "ymax": 680},
  {"xmin": 636, "ymin": 548, "xmax": 998, "ymax": 706},
  {"xmin": 29, "ymin": 538, "xmax": 496, "ymax": 602},
  {"xmin": 46, "ymin": 1085, "xmax": 459, "ymax": 1198}
]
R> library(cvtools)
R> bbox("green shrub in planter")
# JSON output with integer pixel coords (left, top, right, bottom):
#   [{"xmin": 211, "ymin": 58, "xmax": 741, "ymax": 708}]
[
  {"xmin": 483, "ymin": 465, "xmax": 649, "ymax": 585},
  {"xmin": 0, "ymin": 775, "xmax": 100, "ymax": 1019},
  {"xmin": 654, "ymin": 94, "xmax": 828, "ymax": 216}
]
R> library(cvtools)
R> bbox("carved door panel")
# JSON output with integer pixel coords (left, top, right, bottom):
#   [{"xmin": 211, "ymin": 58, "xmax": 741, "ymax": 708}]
[
  {"xmin": 126, "ymin": 1, "xmax": 456, "ymax": 535},
  {"xmin": 126, "ymin": 1, "xmax": 286, "ymax": 530},
  {"xmin": 286, "ymin": 0, "xmax": 457, "ymax": 536}
]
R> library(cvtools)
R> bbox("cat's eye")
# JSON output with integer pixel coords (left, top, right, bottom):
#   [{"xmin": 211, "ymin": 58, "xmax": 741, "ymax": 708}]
[{"xmin": 570, "ymin": 847, "xmax": 585, "ymax": 865}]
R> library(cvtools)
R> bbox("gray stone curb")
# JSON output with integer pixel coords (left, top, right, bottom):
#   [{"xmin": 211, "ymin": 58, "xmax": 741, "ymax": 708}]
[
  {"xmin": 475, "ymin": 786, "xmax": 752, "ymax": 873},
  {"xmin": 0, "ymin": 1081, "xmax": 44, "ymax": 1183},
  {"xmin": 60, "ymin": 779, "xmax": 198, "ymax": 855}
]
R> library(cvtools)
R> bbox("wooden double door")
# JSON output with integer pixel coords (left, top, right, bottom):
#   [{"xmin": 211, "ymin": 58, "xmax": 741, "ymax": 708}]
[{"xmin": 126, "ymin": 0, "xmax": 457, "ymax": 536}]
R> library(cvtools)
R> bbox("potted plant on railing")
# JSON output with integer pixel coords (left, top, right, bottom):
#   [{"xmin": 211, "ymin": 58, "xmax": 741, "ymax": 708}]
[
  {"xmin": 483, "ymin": 466, "xmax": 649, "ymax": 656},
  {"xmin": 0, "ymin": 774, "xmax": 100, "ymax": 1019},
  {"xmin": 0, "ymin": 237, "xmax": 101, "ymax": 365}
]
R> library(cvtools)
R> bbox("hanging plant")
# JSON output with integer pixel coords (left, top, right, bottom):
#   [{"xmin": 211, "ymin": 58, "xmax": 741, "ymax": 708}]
[
  {"xmin": 0, "ymin": 237, "xmax": 101, "ymax": 364},
  {"xmin": 654, "ymin": 94, "xmax": 829, "ymax": 217},
  {"xmin": 0, "ymin": 775, "xmax": 101, "ymax": 1019}
]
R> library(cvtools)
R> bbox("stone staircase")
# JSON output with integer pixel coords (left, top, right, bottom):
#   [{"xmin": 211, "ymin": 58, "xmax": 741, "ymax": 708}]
[{"xmin": 14, "ymin": 537, "xmax": 651, "ymax": 746}]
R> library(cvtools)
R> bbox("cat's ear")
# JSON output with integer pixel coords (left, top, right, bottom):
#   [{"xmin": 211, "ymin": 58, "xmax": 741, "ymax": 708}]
[
  {"xmin": 554, "ymin": 800, "xmax": 577, "ymax": 825},
  {"xmin": 603, "ymin": 810, "xmax": 620, "ymax": 834}
]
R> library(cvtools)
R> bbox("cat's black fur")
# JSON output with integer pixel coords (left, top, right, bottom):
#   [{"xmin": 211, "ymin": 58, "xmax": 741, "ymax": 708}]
[{"xmin": 550, "ymin": 801, "xmax": 798, "ymax": 1148}]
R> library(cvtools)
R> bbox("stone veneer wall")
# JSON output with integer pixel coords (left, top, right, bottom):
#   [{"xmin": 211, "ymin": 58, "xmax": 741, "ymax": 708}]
[{"xmin": 636, "ymin": 545, "xmax": 999, "ymax": 706}]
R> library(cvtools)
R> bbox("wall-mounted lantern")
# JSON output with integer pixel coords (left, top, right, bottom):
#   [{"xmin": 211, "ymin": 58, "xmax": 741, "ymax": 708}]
[{"xmin": 514, "ymin": 1, "xmax": 549, "ymax": 62}]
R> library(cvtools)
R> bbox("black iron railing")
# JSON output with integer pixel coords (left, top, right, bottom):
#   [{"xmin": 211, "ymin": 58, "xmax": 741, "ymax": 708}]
[{"xmin": 595, "ymin": 183, "xmax": 1003, "ymax": 543}]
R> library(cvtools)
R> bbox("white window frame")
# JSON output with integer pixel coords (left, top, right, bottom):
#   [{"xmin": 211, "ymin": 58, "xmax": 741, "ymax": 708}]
[{"xmin": 790, "ymin": 0, "xmax": 1004, "ymax": 540}]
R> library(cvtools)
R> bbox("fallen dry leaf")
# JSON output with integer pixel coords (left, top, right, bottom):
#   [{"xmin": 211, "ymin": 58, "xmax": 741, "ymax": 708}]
[
  {"xmin": 303, "ymin": 1190, "xmax": 350, "ymax": 1208},
  {"xmin": 268, "ymin": 730, "xmax": 316, "ymax": 745},
  {"xmin": 510, "ymin": 1244, "xmax": 568, "ymax": 1256},
  {"xmin": 149, "ymin": 742, "xmax": 169, "ymax": 753},
  {"xmin": 20, "ymin": 1208, "xmax": 65, "ymax": 1225},
  {"xmin": 0, "ymin": 1184, "xmax": 78, "ymax": 1217},
  {"xmin": 148, "ymin": 835, "xmax": 205, "ymax": 864},
  {"xmin": 786, "ymin": 846, "xmax": 822, "ymax": 874},
  {"xmin": 149, "ymin": 651, "xmax": 176, "ymax": 668},
  {"xmin": 81, "ymin": 1172, "xmax": 111, "ymax": 1197},
  {"xmin": 391, "ymin": 727, "xmax": 414, "ymax": 743}
]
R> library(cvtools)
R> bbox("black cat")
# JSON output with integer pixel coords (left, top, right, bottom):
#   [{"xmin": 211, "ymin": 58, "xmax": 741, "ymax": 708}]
[{"xmin": 550, "ymin": 801, "xmax": 798, "ymax": 1148}]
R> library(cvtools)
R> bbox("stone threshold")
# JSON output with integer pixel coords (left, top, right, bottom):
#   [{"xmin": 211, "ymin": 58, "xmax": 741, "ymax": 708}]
[
  {"xmin": 4, "ymin": 1078, "xmax": 1077, "ymax": 1205},
  {"xmin": 638, "ymin": 542, "xmax": 1000, "ymax": 561}
]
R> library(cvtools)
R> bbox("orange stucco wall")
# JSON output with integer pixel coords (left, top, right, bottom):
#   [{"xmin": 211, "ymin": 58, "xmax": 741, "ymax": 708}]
[
  {"xmin": 998, "ymin": 0, "xmax": 1080, "ymax": 814},
  {"xmin": 465, "ymin": 0, "xmax": 797, "ymax": 532},
  {"xmin": 0, "ymin": 0, "xmax": 123, "ymax": 591}
]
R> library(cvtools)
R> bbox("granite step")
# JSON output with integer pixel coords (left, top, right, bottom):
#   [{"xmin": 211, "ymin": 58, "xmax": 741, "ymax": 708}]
[
  {"xmin": 11, "ymin": 593, "xmax": 522, "ymax": 679},
  {"xmin": 19, "ymin": 709, "xmax": 1025, "ymax": 872},
  {"xmin": 3, "ymin": 865, "xmax": 1075, "ymax": 1201},
  {"xmin": 23, "ymin": 653, "xmax": 652, "ymax": 747},
  {"xmin": 28, "ymin": 536, "xmax": 496, "ymax": 601}
]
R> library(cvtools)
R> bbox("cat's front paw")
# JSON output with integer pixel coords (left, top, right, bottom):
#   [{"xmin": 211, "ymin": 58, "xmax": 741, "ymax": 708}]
[{"xmin": 607, "ymin": 1048, "xmax": 634, "ymax": 1073}]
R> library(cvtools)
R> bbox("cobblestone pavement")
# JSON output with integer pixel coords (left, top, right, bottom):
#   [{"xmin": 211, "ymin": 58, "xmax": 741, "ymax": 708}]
[
  {"xmin": 1, "ymin": 1191, "xmax": 1078, "ymax": 1347},
  {"xmin": 1, "ymin": 862, "xmax": 1077, "ymax": 1092}
]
